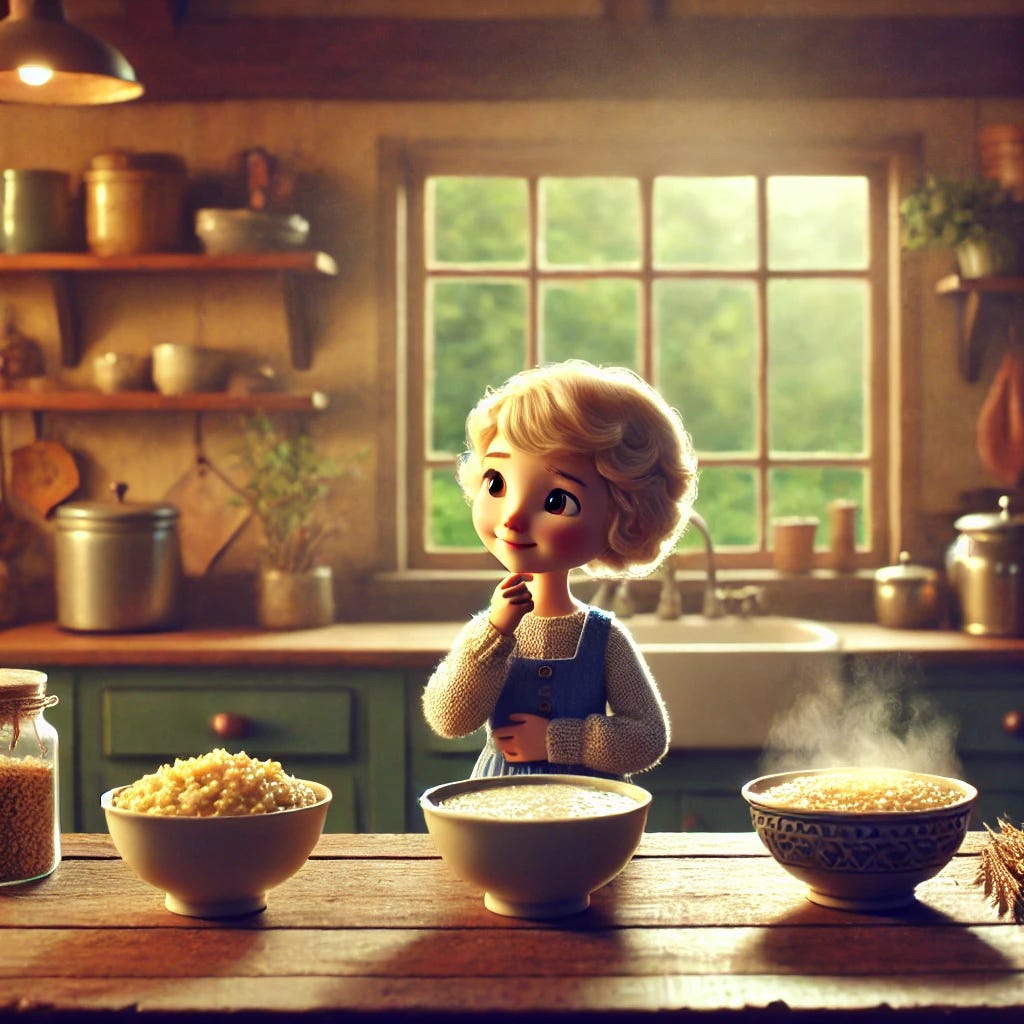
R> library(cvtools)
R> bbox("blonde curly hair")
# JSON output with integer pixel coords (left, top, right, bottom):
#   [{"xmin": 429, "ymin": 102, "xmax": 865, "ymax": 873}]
[{"xmin": 459, "ymin": 360, "xmax": 698, "ymax": 578}]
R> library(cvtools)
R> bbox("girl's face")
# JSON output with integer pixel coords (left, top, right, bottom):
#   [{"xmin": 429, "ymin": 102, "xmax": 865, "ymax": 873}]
[{"xmin": 471, "ymin": 432, "xmax": 611, "ymax": 574}]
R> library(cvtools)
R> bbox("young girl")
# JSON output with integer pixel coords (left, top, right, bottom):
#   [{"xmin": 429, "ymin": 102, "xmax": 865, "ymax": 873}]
[{"xmin": 422, "ymin": 360, "xmax": 698, "ymax": 780}]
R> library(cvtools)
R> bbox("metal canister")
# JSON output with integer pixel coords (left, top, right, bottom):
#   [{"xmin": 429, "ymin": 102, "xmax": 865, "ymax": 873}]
[
  {"xmin": 873, "ymin": 551, "xmax": 944, "ymax": 629},
  {"xmin": 0, "ymin": 169, "xmax": 72, "ymax": 253},
  {"xmin": 53, "ymin": 485, "xmax": 183, "ymax": 633},
  {"xmin": 948, "ymin": 495, "xmax": 1024, "ymax": 637}
]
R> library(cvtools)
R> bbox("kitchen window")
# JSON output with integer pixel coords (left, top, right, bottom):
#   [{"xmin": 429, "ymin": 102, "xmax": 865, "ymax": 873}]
[{"xmin": 388, "ymin": 140, "xmax": 892, "ymax": 573}]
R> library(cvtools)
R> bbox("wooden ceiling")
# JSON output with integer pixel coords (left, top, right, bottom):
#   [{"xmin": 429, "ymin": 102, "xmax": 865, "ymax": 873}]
[{"xmin": 10, "ymin": 1, "xmax": 1024, "ymax": 100}]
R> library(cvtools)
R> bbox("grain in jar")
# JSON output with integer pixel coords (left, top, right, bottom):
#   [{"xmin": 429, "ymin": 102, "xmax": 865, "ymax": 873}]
[{"xmin": 0, "ymin": 670, "xmax": 59, "ymax": 885}]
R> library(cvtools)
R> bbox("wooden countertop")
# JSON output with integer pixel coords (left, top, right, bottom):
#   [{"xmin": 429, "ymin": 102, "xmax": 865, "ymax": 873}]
[
  {"xmin": 0, "ymin": 831, "xmax": 1018, "ymax": 1022},
  {"xmin": 0, "ymin": 619, "xmax": 1021, "ymax": 669}
]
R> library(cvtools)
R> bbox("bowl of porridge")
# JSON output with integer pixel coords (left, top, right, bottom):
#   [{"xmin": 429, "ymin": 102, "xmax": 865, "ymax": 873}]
[
  {"xmin": 742, "ymin": 767, "xmax": 977, "ymax": 911},
  {"xmin": 101, "ymin": 748, "xmax": 331, "ymax": 918},
  {"xmin": 420, "ymin": 774, "xmax": 651, "ymax": 919}
]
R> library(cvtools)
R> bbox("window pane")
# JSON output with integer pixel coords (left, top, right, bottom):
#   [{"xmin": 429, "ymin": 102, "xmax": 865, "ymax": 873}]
[
  {"xmin": 769, "ymin": 467, "xmax": 867, "ymax": 545},
  {"xmin": 767, "ymin": 279, "xmax": 867, "ymax": 454},
  {"xmin": 680, "ymin": 467, "xmax": 759, "ymax": 550},
  {"xmin": 429, "ymin": 177, "xmax": 527, "ymax": 265},
  {"xmin": 540, "ymin": 177, "xmax": 640, "ymax": 267},
  {"xmin": 655, "ymin": 280, "xmax": 758, "ymax": 453},
  {"xmin": 653, "ymin": 176, "xmax": 758, "ymax": 269},
  {"xmin": 767, "ymin": 175, "xmax": 869, "ymax": 270},
  {"xmin": 542, "ymin": 280, "xmax": 639, "ymax": 366},
  {"xmin": 428, "ymin": 469, "xmax": 481, "ymax": 550},
  {"xmin": 429, "ymin": 280, "xmax": 525, "ymax": 454}
]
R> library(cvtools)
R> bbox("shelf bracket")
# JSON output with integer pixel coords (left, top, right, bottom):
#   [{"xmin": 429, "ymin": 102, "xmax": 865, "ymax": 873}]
[
  {"xmin": 47, "ymin": 272, "xmax": 79, "ymax": 368},
  {"xmin": 281, "ymin": 271, "xmax": 312, "ymax": 371},
  {"xmin": 959, "ymin": 290, "xmax": 983, "ymax": 382}
]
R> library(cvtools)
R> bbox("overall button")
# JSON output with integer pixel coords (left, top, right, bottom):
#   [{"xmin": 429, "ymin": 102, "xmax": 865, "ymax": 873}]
[{"xmin": 537, "ymin": 665, "xmax": 553, "ymax": 679}]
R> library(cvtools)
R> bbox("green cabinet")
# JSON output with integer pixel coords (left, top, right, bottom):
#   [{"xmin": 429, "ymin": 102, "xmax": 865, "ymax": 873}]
[
  {"xmin": 921, "ymin": 666, "xmax": 1024, "ymax": 829},
  {"xmin": 72, "ymin": 667, "xmax": 406, "ymax": 834},
  {"xmin": 33, "ymin": 655, "xmax": 1024, "ymax": 836}
]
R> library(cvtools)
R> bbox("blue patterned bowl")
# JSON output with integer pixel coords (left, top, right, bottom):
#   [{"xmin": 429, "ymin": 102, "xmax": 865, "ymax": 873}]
[{"xmin": 742, "ymin": 767, "xmax": 976, "ymax": 911}]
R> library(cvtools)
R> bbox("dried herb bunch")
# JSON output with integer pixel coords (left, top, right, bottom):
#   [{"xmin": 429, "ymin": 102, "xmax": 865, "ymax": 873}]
[
  {"xmin": 235, "ymin": 414, "xmax": 358, "ymax": 574},
  {"xmin": 976, "ymin": 818, "xmax": 1024, "ymax": 924}
]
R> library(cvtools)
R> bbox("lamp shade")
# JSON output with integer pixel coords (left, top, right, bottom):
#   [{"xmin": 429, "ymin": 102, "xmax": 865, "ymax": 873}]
[{"xmin": 0, "ymin": 0, "xmax": 143, "ymax": 105}]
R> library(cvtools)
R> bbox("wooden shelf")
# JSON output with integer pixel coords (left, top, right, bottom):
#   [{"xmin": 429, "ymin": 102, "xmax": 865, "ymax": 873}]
[
  {"xmin": 0, "ymin": 390, "xmax": 329, "ymax": 414},
  {"xmin": 936, "ymin": 274, "xmax": 1024, "ymax": 381},
  {"xmin": 0, "ymin": 251, "xmax": 338, "ymax": 371}
]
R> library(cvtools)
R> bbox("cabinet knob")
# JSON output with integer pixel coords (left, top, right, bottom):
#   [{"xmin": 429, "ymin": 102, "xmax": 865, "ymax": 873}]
[
  {"xmin": 1003, "ymin": 709, "xmax": 1024, "ymax": 738},
  {"xmin": 210, "ymin": 712, "xmax": 250, "ymax": 740}
]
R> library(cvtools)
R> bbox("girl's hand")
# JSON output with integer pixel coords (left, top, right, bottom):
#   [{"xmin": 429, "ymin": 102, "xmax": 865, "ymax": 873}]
[
  {"xmin": 492, "ymin": 713, "xmax": 549, "ymax": 762},
  {"xmin": 488, "ymin": 573, "xmax": 534, "ymax": 635}
]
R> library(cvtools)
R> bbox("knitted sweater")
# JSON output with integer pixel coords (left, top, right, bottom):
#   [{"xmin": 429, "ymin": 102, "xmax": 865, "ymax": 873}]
[{"xmin": 422, "ymin": 607, "xmax": 670, "ymax": 777}]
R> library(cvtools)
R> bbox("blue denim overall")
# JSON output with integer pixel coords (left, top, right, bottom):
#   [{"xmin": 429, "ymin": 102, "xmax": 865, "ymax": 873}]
[{"xmin": 471, "ymin": 607, "xmax": 619, "ymax": 779}]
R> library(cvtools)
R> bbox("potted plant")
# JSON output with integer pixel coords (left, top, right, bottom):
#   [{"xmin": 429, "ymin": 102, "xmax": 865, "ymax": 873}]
[
  {"xmin": 900, "ymin": 174, "xmax": 1019, "ymax": 277},
  {"xmin": 235, "ymin": 413, "xmax": 357, "ymax": 630}
]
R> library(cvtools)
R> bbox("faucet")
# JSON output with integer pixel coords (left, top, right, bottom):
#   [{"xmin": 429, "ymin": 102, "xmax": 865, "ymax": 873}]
[{"xmin": 686, "ymin": 511, "xmax": 724, "ymax": 619}]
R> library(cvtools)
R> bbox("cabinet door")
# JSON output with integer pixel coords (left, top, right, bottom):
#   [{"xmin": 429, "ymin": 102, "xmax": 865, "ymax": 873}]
[
  {"xmin": 75, "ymin": 668, "xmax": 405, "ymax": 834},
  {"xmin": 924, "ymin": 666, "xmax": 1024, "ymax": 828}
]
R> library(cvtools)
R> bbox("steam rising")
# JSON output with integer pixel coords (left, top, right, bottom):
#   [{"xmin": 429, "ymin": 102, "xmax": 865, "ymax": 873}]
[{"xmin": 760, "ymin": 656, "xmax": 962, "ymax": 779}]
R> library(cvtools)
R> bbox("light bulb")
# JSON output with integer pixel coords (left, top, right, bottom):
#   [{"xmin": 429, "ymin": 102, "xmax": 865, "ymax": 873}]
[{"xmin": 17, "ymin": 65, "xmax": 53, "ymax": 87}]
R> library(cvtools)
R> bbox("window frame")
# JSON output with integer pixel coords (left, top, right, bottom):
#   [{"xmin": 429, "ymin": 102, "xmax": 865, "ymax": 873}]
[{"xmin": 388, "ymin": 137, "xmax": 894, "ymax": 574}]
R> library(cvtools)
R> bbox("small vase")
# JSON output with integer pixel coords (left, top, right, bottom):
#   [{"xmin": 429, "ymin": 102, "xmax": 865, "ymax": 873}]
[{"xmin": 256, "ymin": 565, "xmax": 335, "ymax": 631}]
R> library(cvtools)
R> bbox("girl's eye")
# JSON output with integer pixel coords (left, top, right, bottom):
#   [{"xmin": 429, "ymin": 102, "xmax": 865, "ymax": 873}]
[
  {"xmin": 544, "ymin": 488, "xmax": 581, "ymax": 518},
  {"xmin": 482, "ymin": 469, "xmax": 505, "ymax": 497}
]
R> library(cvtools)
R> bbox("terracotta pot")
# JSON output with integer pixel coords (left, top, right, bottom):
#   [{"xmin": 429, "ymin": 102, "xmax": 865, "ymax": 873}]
[
  {"xmin": 256, "ymin": 566, "xmax": 335, "ymax": 631},
  {"xmin": 979, "ymin": 124, "xmax": 1024, "ymax": 200}
]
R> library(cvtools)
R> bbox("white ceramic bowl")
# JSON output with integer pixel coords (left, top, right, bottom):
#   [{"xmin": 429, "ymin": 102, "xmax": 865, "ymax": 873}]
[
  {"xmin": 101, "ymin": 780, "xmax": 331, "ymax": 918},
  {"xmin": 151, "ymin": 343, "xmax": 228, "ymax": 395},
  {"xmin": 742, "ymin": 767, "xmax": 977, "ymax": 911},
  {"xmin": 420, "ymin": 774, "xmax": 651, "ymax": 919},
  {"xmin": 195, "ymin": 208, "xmax": 310, "ymax": 254}
]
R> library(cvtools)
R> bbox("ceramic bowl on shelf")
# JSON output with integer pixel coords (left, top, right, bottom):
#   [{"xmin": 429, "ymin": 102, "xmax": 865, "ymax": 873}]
[
  {"xmin": 420, "ymin": 774, "xmax": 651, "ymax": 919},
  {"xmin": 741, "ymin": 767, "xmax": 977, "ymax": 911},
  {"xmin": 195, "ymin": 208, "xmax": 310, "ymax": 254},
  {"xmin": 91, "ymin": 352, "xmax": 150, "ymax": 394},
  {"xmin": 101, "ymin": 780, "xmax": 331, "ymax": 918},
  {"xmin": 151, "ymin": 343, "xmax": 229, "ymax": 395}
]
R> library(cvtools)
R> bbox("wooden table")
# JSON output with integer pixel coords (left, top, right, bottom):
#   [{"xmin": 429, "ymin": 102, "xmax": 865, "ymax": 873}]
[{"xmin": 1, "ymin": 832, "xmax": 1022, "ymax": 1022}]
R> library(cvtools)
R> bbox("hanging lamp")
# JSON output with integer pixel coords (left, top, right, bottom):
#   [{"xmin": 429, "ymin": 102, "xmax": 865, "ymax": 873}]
[{"xmin": 0, "ymin": 0, "xmax": 143, "ymax": 105}]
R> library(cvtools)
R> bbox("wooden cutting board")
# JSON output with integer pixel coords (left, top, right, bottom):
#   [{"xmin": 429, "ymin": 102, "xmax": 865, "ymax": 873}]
[
  {"xmin": 164, "ymin": 460, "xmax": 251, "ymax": 576},
  {"xmin": 9, "ymin": 440, "xmax": 79, "ymax": 517}
]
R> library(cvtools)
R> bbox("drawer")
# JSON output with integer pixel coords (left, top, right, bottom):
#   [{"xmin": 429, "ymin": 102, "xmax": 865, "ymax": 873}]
[{"xmin": 103, "ymin": 687, "xmax": 353, "ymax": 758}]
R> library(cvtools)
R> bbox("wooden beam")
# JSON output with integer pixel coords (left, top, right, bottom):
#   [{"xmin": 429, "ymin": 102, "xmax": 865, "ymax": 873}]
[{"xmin": 73, "ymin": 15, "xmax": 1024, "ymax": 101}]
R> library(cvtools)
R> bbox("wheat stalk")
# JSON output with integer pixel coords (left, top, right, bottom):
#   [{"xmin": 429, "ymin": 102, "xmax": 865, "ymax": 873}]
[{"xmin": 976, "ymin": 818, "xmax": 1024, "ymax": 924}]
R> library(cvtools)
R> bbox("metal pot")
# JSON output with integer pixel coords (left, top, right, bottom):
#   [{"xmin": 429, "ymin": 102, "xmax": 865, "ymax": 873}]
[
  {"xmin": 948, "ymin": 494, "xmax": 1024, "ymax": 637},
  {"xmin": 53, "ymin": 484, "xmax": 183, "ymax": 633},
  {"xmin": 873, "ymin": 551, "xmax": 944, "ymax": 630}
]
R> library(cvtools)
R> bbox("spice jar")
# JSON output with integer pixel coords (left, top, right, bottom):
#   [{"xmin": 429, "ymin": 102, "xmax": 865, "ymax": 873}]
[{"xmin": 0, "ymin": 670, "xmax": 59, "ymax": 885}]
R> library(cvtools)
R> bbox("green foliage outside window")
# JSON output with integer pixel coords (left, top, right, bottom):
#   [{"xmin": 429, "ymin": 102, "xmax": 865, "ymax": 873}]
[{"xmin": 422, "ymin": 173, "xmax": 872, "ymax": 557}]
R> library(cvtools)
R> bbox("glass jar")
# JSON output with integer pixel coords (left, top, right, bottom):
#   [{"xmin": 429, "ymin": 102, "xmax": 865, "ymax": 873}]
[{"xmin": 0, "ymin": 669, "xmax": 59, "ymax": 885}]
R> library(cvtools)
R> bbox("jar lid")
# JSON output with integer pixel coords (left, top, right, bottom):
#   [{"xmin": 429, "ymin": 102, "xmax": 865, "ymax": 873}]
[
  {"xmin": 0, "ymin": 668, "xmax": 47, "ymax": 700},
  {"xmin": 954, "ymin": 494, "xmax": 1024, "ymax": 535},
  {"xmin": 875, "ymin": 551, "xmax": 940, "ymax": 584}
]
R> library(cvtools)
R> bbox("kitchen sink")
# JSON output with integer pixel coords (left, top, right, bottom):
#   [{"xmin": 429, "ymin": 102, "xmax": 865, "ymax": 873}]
[{"xmin": 623, "ymin": 614, "xmax": 843, "ymax": 750}]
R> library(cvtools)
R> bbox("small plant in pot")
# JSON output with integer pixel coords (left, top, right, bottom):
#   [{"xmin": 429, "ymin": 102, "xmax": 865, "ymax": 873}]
[
  {"xmin": 235, "ymin": 414, "xmax": 357, "ymax": 630},
  {"xmin": 900, "ymin": 174, "xmax": 1020, "ymax": 277}
]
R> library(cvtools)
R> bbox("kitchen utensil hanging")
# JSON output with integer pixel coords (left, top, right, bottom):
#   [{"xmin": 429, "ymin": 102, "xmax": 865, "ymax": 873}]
[
  {"xmin": 8, "ymin": 408, "xmax": 79, "ymax": 518},
  {"xmin": 163, "ymin": 414, "xmax": 250, "ymax": 576}
]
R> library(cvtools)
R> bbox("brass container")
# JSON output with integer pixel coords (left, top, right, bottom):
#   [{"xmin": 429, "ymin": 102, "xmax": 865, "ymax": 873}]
[
  {"xmin": 948, "ymin": 495, "xmax": 1024, "ymax": 637},
  {"xmin": 873, "ymin": 552, "xmax": 944, "ymax": 630}
]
